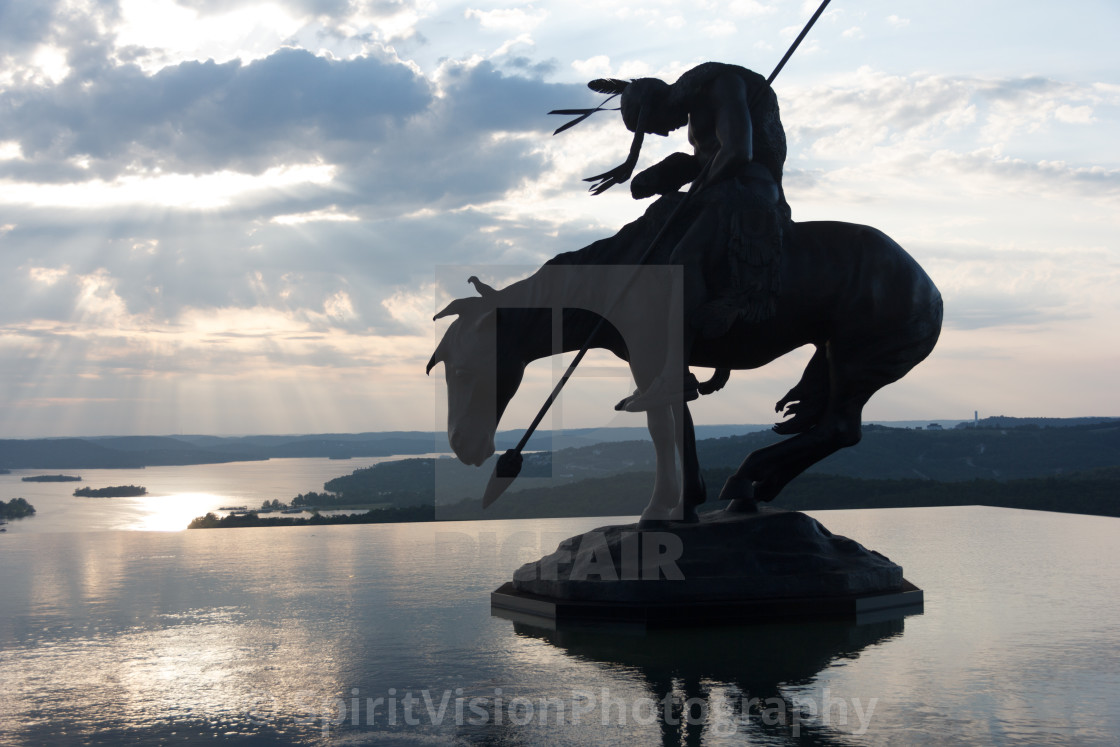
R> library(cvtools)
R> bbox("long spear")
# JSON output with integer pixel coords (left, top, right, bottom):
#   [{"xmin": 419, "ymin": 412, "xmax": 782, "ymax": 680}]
[{"xmin": 481, "ymin": 0, "xmax": 833, "ymax": 507}]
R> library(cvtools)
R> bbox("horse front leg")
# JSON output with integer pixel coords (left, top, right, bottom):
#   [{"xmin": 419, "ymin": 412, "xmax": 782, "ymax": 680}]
[{"xmin": 639, "ymin": 405, "xmax": 682, "ymax": 524}]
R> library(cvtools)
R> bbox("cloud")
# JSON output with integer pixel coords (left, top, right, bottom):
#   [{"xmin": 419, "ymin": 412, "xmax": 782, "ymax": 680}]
[
  {"xmin": 1, "ymin": 3, "xmax": 1116, "ymax": 435},
  {"xmin": 0, "ymin": 162, "xmax": 337, "ymax": 209},
  {"xmin": 728, "ymin": 1, "xmax": 774, "ymax": 18},
  {"xmin": 0, "ymin": 47, "xmax": 433, "ymax": 180},
  {"xmin": 465, "ymin": 7, "xmax": 548, "ymax": 32},
  {"xmin": 783, "ymin": 69, "xmax": 1120, "ymax": 179},
  {"xmin": 270, "ymin": 204, "xmax": 360, "ymax": 224}
]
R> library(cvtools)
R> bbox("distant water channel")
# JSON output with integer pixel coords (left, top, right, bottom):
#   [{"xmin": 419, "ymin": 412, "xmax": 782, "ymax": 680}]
[
  {"xmin": 0, "ymin": 455, "xmax": 447, "ymax": 533},
  {"xmin": 1, "ymin": 507, "xmax": 1119, "ymax": 745}
]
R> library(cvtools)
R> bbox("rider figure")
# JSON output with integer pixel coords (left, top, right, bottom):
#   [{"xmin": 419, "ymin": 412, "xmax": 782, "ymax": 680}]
[{"xmin": 579, "ymin": 63, "xmax": 791, "ymax": 412}]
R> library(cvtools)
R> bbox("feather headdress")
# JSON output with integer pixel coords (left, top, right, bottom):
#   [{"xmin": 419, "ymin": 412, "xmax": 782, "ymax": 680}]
[{"xmin": 548, "ymin": 78, "xmax": 630, "ymax": 135}]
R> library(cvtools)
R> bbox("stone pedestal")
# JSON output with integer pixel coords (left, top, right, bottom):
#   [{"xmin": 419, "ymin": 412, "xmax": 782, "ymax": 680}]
[{"xmin": 492, "ymin": 508, "xmax": 923, "ymax": 626}]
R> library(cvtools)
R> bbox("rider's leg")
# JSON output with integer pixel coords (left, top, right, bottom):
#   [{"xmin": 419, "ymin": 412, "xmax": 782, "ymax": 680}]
[
  {"xmin": 618, "ymin": 233, "xmax": 710, "ymax": 412},
  {"xmin": 614, "ymin": 260, "xmax": 700, "ymax": 412}
]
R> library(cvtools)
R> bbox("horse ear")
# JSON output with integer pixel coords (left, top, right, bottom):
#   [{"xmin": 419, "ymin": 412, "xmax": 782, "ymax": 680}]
[
  {"xmin": 467, "ymin": 276, "xmax": 497, "ymax": 298},
  {"xmin": 434, "ymin": 276, "xmax": 499, "ymax": 320}
]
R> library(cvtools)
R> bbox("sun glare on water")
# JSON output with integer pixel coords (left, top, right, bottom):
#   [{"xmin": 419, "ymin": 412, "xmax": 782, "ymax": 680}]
[{"xmin": 129, "ymin": 493, "xmax": 229, "ymax": 532}]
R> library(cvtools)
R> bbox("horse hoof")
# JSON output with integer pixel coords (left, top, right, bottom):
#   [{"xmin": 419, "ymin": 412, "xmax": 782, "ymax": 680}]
[
  {"xmin": 724, "ymin": 498, "xmax": 759, "ymax": 514},
  {"xmin": 614, "ymin": 390, "xmax": 640, "ymax": 411},
  {"xmin": 717, "ymin": 474, "xmax": 754, "ymax": 503}
]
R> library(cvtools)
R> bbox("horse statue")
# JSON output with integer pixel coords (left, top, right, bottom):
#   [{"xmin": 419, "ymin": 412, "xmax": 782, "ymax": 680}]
[{"xmin": 428, "ymin": 192, "xmax": 942, "ymax": 523}]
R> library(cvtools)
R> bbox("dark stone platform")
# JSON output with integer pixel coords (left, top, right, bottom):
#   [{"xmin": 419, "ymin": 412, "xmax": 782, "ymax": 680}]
[{"xmin": 492, "ymin": 508, "xmax": 923, "ymax": 626}]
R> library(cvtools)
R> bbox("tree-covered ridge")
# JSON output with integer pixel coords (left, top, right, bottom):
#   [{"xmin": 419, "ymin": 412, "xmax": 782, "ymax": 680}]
[
  {"xmin": 696, "ymin": 422, "xmax": 1120, "ymax": 482},
  {"xmin": 188, "ymin": 467, "xmax": 1120, "ymax": 528},
  {"xmin": 183, "ymin": 422, "xmax": 1120, "ymax": 528},
  {"xmin": 286, "ymin": 423, "xmax": 1120, "ymax": 510}
]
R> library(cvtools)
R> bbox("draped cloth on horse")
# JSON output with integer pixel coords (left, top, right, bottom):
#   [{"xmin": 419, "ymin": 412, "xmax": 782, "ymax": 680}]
[
  {"xmin": 538, "ymin": 173, "xmax": 786, "ymax": 355},
  {"xmin": 686, "ymin": 173, "xmax": 785, "ymax": 337}
]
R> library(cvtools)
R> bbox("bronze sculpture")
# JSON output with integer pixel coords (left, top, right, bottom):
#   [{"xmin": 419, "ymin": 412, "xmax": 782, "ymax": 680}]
[{"xmin": 429, "ymin": 60, "xmax": 941, "ymax": 524}]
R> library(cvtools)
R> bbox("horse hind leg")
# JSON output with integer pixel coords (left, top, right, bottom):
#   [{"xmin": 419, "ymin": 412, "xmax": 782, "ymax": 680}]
[
  {"xmin": 773, "ymin": 345, "xmax": 828, "ymax": 435},
  {"xmin": 720, "ymin": 342, "xmax": 871, "ymax": 510},
  {"xmin": 720, "ymin": 391, "xmax": 868, "ymax": 510},
  {"xmin": 753, "ymin": 397, "xmax": 867, "ymax": 503},
  {"xmin": 722, "ymin": 317, "xmax": 939, "ymax": 509}
]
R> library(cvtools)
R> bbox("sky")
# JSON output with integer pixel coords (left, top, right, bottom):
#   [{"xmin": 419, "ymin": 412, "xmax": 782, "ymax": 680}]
[{"xmin": 0, "ymin": 0, "xmax": 1117, "ymax": 438}]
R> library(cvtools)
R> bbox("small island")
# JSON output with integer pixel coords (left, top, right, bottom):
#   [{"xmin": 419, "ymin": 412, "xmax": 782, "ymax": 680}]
[
  {"xmin": 23, "ymin": 474, "xmax": 82, "ymax": 483},
  {"xmin": 74, "ymin": 485, "xmax": 147, "ymax": 498},
  {"xmin": 1, "ymin": 497, "xmax": 36, "ymax": 519}
]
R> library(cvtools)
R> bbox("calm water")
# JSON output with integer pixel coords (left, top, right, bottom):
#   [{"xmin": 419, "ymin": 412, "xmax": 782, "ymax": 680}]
[
  {"xmin": 1, "ymin": 506, "xmax": 1118, "ymax": 745},
  {"xmin": 0, "ymin": 456, "xmax": 446, "ymax": 534}
]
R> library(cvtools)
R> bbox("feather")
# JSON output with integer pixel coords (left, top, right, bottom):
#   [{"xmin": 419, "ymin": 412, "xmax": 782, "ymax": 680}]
[
  {"xmin": 551, "ymin": 111, "xmax": 595, "ymax": 136},
  {"xmin": 548, "ymin": 95, "xmax": 621, "ymax": 136},
  {"xmin": 588, "ymin": 78, "xmax": 629, "ymax": 95}
]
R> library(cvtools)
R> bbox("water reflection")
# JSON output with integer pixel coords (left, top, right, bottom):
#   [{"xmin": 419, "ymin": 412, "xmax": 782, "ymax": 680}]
[
  {"xmin": 500, "ymin": 613, "xmax": 912, "ymax": 746},
  {"xmin": 129, "ymin": 492, "xmax": 226, "ymax": 531},
  {"xmin": 3, "ymin": 510, "xmax": 1117, "ymax": 745},
  {"xmin": 0, "ymin": 455, "xmax": 441, "ymax": 534}
]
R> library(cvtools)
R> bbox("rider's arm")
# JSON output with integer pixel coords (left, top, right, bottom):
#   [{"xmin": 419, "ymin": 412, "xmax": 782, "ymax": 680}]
[
  {"xmin": 631, "ymin": 152, "xmax": 703, "ymax": 198},
  {"xmin": 706, "ymin": 71, "xmax": 754, "ymax": 185}
]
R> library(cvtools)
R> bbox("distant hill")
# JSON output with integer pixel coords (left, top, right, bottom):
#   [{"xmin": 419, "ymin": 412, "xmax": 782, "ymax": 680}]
[
  {"xmin": 0, "ymin": 425, "xmax": 769, "ymax": 469},
  {"xmin": 972, "ymin": 415, "xmax": 1120, "ymax": 429},
  {"xmin": 435, "ymin": 467, "xmax": 1120, "ymax": 521},
  {"xmin": 3, "ymin": 417, "xmax": 1117, "ymax": 472},
  {"xmin": 0, "ymin": 432, "xmax": 442, "ymax": 469},
  {"xmin": 0, "ymin": 438, "xmax": 150, "ymax": 469},
  {"xmin": 699, "ymin": 421, "xmax": 1120, "ymax": 481},
  {"xmin": 271, "ymin": 420, "xmax": 1120, "ymax": 518},
  {"xmin": 191, "ymin": 467, "xmax": 1120, "ymax": 527}
]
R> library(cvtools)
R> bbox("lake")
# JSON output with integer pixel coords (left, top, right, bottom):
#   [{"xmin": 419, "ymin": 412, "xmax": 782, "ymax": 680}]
[
  {"xmin": 2, "ymin": 505, "xmax": 1118, "ymax": 745},
  {"xmin": 0, "ymin": 455, "xmax": 446, "ymax": 533}
]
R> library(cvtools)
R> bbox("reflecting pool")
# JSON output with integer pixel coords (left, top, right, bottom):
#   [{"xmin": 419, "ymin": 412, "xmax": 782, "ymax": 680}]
[{"xmin": 1, "ymin": 506, "xmax": 1118, "ymax": 745}]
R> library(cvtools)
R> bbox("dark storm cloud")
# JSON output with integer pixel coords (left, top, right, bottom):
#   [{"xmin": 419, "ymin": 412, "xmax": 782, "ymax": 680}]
[
  {"xmin": 324, "ymin": 60, "xmax": 585, "ymax": 211},
  {"xmin": 1, "ymin": 47, "xmax": 433, "ymax": 178},
  {"xmin": 0, "ymin": 23, "xmax": 591, "ymax": 340},
  {"xmin": 437, "ymin": 59, "xmax": 575, "ymax": 132},
  {"xmin": 1, "ymin": 44, "xmax": 585, "ymax": 207}
]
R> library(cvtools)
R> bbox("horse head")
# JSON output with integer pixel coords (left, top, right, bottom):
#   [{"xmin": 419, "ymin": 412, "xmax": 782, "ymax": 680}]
[{"xmin": 428, "ymin": 278, "xmax": 525, "ymax": 466}]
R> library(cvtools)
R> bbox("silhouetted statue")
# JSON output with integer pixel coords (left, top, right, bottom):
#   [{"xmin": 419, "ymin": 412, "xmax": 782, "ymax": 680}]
[
  {"xmin": 429, "ymin": 63, "xmax": 942, "ymax": 523},
  {"xmin": 576, "ymin": 64, "xmax": 791, "ymax": 411}
]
